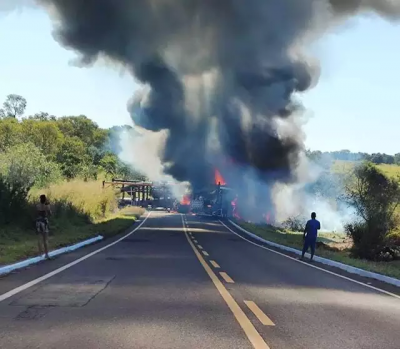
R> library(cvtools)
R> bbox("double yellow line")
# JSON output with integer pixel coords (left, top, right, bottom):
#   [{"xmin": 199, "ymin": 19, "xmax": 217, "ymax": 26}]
[{"xmin": 181, "ymin": 215, "xmax": 270, "ymax": 349}]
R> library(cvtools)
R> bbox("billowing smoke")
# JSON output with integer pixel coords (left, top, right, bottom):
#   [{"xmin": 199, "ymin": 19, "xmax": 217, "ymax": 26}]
[{"xmin": 34, "ymin": 0, "xmax": 399, "ymax": 222}]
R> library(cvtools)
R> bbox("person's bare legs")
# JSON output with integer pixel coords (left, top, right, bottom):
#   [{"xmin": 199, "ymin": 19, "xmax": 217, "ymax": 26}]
[
  {"xmin": 43, "ymin": 231, "xmax": 50, "ymax": 259},
  {"xmin": 37, "ymin": 233, "xmax": 44, "ymax": 256}
]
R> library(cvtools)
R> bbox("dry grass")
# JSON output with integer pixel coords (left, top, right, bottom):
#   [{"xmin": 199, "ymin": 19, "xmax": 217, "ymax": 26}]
[
  {"xmin": 30, "ymin": 180, "xmax": 118, "ymax": 222},
  {"xmin": 0, "ymin": 180, "xmax": 146, "ymax": 266}
]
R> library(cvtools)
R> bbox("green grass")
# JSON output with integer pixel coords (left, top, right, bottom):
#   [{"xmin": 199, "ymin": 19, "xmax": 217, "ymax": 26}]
[
  {"xmin": 238, "ymin": 221, "xmax": 400, "ymax": 279},
  {"xmin": 0, "ymin": 206, "xmax": 144, "ymax": 266},
  {"xmin": 0, "ymin": 178, "xmax": 146, "ymax": 266}
]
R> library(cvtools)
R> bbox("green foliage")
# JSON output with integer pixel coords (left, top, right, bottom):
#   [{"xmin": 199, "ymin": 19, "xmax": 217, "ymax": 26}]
[
  {"xmin": 307, "ymin": 149, "xmax": 400, "ymax": 166},
  {"xmin": 395, "ymin": 153, "xmax": 400, "ymax": 165},
  {"xmin": 0, "ymin": 143, "xmax": 62, "ymax": 190},
  {"xmin": 1, "ymin": 181, "xmax": 145, "ymax": 265},
  {"xmin": 1, "ymin": 94, "xmax": 27, "ymax": 118},
  {"xmin": 0, "ymin": 95, "xmax": 146, "ymax": 185},
  {"xmin": 99, "ymin": 153, "xmax": 119, "ymax": 177},
  {"xmin": 0, "ymin": 176, "xmax": 30, "ymax": 225},
  {"xmin": 57, "ymin": 136, "xmax": 91, "ymax": 178},
  {"xmin": 56, "ymin": 115, "xmax": 108, "ymax": 149},
  {"xmin": 345, "ymin": 162, "xmax": 400, "ymax": 260},
  {"xmin": 20, "ymin": 119, "xmax": 64, "ymax": 159},
  {"xmin": 0, "ymin": 118, "xmax": 22, "ymax": 151},
  {"xmin": 0, "ymin": 94, "xmax": 149, "ymax": 264}
]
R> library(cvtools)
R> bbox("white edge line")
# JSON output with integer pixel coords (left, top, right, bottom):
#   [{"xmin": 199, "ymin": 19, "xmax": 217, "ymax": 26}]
[
  {"xmin": 228, "ymin": 219, "xmax": 400, "ymax": 288},
  {"xmin": 0, "ymin": 212, "xmax": 151, "ymax": 303},
  {"xmin": 219, "ymin": 220, "xmax": 400, "ymax": 300},
  {"xmin": 0, "ymin": 235, "xmax": 104, "ymax": 276}
]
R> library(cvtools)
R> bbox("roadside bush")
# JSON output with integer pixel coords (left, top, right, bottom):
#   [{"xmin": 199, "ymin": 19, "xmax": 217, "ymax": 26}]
[
  {"xmin": 0, "ymin": 176, "xmax": 30, "ymax": 225},
  {"xmin": 282, "ymin": 215, "xmax": 306, "ymax": 232},
  {"xmin": 345, "ymin": 162, "xmax": 400, "ymax": 260},
  {"xmin": 0, "ymin": 142, "xmax": 62, "ymax": 189}
]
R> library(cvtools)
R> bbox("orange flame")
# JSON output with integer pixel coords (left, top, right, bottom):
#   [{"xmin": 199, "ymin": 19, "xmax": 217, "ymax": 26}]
[
  {"xmin": 214, "ymin": 169, "xmax": 226, "ymax": 185},
  {"xmin": 180, "ymin": 195, "xmax": 191, "ymax": 205}
]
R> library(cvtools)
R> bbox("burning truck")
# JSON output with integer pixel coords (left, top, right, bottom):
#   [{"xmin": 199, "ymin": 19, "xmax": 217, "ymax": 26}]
[
  {"xmin": 176, "ymin": 169, "xmax": 273, "ymax": 223},
  {"xmin": 175, "ymin": 169, "xmax": 232, "ymax": 216}
]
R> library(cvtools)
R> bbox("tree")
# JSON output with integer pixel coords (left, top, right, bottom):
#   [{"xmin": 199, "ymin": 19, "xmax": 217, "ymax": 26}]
[
  {"xmin": 345, "ymin": 162, "xmax": 400, "ymax": 260},
  {"xmin": 99, "ymin": 153, "xmax": 119, "ymax": 177},
  {"xmin": 20, "ymin": 119, "xmax": 64, "ymax": 160},
  {"xmin": 0, "ymin": 142, "xmax": 62, "ymax": 189},
  {"xmin": 56, "ymin": 115, "xmax": 106, "ymax": 148},
  {"xmin": 28, "ymin": 112, "xmax": 56, "ymax": 121},
  {"xmin": 2, "ymin": 94, "xmax": 27, "ymax": 118},
  {"xmin": 394, "ymin": 153, "xmax": 400, "ymax": 165},
  {"xmin": 0, "ymin": 118, "xmax": 22, "ymax": 151},
  {"xmin": 57, "ymin": 136, "xmax": 90, "ymax": 179}
]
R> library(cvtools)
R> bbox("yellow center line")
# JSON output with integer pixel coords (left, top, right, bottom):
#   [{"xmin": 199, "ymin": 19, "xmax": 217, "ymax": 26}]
[
  {"xmin": 244, "ymin": 301, "xmax": 275, "ymax": 326},
  {"xmin": 220, "ymin": 272, "xmax": 235, "ymax": 283},
  {"xmin": 202, "ymin": 251, "xmax": 209, "ymax": 257},
  {"xmin": 210, "ymin": 260, "xmax": 220, "ymax": 269},
  {"xmin": 181, "ymin": 215, "xmax": 270, "ymax": 349}
]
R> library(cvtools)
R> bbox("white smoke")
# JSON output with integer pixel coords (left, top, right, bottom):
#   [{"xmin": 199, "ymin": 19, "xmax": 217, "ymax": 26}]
[
  {"xmin": 272, "ymin": 152, "xmax": 356, "ymax": 232},
  {"xmin": 117, "ymin": 124, "xmax": 189, "ymax": 199}
]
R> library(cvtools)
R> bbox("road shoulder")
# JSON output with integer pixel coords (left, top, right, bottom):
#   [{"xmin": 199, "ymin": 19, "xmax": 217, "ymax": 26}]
[
  {"xmin": 222, "ymin": 219, "xmax": 400, "ymax": 298},
  {"xmin": 0, "ymin": 215, "xmax": 148, "ymax": 298}
]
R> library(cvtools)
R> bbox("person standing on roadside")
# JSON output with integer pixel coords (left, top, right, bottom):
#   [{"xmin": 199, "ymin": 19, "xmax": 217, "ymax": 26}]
[
  {"xmin": 36, "ymin": 194, "xmax": 52, "ymax": 259},
  {"xmin": 301, "ymin": 212, "xmax": 320, "ymax": 262}
]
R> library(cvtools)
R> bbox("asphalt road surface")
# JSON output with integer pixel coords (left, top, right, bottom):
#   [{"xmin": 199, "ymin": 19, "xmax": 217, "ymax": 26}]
[{"xmin": 1, "ymin": 211, "xmax": 400, "ymax": 349}]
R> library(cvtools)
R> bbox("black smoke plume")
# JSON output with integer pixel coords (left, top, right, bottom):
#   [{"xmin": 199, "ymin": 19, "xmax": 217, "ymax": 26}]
[{"xmin": 36, "ymin": 0, "xmax": 400, "ymax": 220}]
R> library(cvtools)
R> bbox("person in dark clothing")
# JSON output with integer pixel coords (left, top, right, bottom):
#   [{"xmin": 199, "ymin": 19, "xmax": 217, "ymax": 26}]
[{"xmin": 301, "ymin": 212, "xmax": 320, "ymax": 261}]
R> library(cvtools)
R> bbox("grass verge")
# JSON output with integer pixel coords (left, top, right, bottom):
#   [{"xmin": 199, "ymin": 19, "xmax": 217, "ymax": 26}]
[
  {"xmin": 237, "ymin": 221, "xmax": 400, "ymax": 280},
  {"xmin": 0, "ymin": 204, "xmax": 145, "ymax": 266}
]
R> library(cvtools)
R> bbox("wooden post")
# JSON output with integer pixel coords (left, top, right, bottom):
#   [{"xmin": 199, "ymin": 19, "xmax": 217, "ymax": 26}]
[{"xmin": 130, "ymin": 187, "xmax": 133, "ymax": 206}]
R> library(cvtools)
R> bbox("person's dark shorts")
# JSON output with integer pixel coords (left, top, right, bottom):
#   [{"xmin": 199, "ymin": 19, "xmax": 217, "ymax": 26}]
[{"xmin": 303, "ymin": 236, "xmax": 317, "ymax": 255}]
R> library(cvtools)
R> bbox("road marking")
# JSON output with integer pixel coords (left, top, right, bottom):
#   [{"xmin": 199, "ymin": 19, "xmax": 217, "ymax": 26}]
[
  {"xmin": 202, "ymin": 251, "xmax": 209, "ymax": 257},
  {"xmin": 0, "ymin": 213, "xmax": 152, "ymax": 303},
  {"xmin": 198, "ymin": 245, "xmax": 203, "ymax": 250},
  {"xmin": 210, "ymin": 260, "xmax": 220, "ymax": 269},
  {"xmin": 244, "ymin": 301, "xmax": 275, "ymax": 326},
  {"xmin": 194, "ymin": 240, "xmax": 198, "ymax": 243},
  {"xmin": 181, "ymin": 216, "xmax": 270, "ymax": 349},
  {"xmin": 219, "ymin": 220, "xmax": 400, "ymax": 300},
  {"xmin": 220, "ymin": 272, "xmax": 235, "ymax": 283}
]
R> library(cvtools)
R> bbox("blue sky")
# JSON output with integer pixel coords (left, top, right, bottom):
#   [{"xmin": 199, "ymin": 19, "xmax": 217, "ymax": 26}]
[{"xmin": 1, "ymin": 6, "xmax": 399, "ymax": 154}]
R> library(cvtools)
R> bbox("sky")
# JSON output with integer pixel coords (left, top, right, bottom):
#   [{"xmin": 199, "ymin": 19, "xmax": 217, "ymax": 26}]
[{"xmin": 0, "ymin": 4, "xmax": 399, "ymax": 155}]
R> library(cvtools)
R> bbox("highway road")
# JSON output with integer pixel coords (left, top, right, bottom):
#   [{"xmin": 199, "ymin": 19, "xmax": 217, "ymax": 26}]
[{"xmin": 0, "ymin": 211, "xmax": 399, "ymax": 349}]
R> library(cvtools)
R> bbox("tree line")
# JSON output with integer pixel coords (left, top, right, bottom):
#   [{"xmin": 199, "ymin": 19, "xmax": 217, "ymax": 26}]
[
  {"xmin": 307, "ymin": 149, "xmax": 400, "ymax": 165},
  {"xmin": 0, "ymin": 94, "xmax": 144, "ymax": 187}
]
